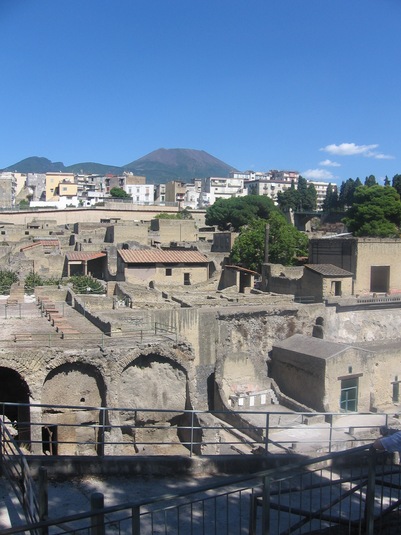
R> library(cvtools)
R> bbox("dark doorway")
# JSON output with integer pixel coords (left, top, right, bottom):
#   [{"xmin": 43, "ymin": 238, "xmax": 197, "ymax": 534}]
[
  {"xmin": 332, "ymin": 281, "xmax": 342, "ymax": 296},
  {"xmin": 0, "ymin": 367, "xmax": 31, "ymax": 443},
  {"xmin": 42, "ymin": 425, "xmax": 58, "ymax": 455},
  {"xmin": 370, "ymin": 266, "xmax": 390, "ymax": 293},
  {"xmin": 207, "ymin": 373, "xmax": 215, "ymax": 410}
]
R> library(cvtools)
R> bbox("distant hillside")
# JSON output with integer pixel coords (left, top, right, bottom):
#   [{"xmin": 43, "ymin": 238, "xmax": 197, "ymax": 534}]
[
  {"xmin": 2, "ymin": 148, "xmax": 237, "ymax": 183},
  {"xmin": 65, "ymin": 162, "xmax": 123, "ymax": 175},
  {"xmin": 3, "ymin": 157, "xmax": 66, "ymax": 173},
  {"xmin": 124, "ymin": 148, "xmax": 237, "ymax": 183}
]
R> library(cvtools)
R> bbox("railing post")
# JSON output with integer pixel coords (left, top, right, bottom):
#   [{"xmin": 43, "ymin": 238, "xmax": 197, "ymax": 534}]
[
  {"xmin": 98, "ymin": 408, "xmax": 105, "ymax": 457},
  {"xmin": 132, "ymin": 505, "xmax": 140, "ymax": 534},
  {"xmin": 39, "ymin": 467, "xmax": 48, "ymax": 535},
  {"xmin": 190, "ymin": 411, "xmax": 194, "ymax": 457},
  {"xmin": 364, "ymin": 447, "xmax": 377, "ymax": 535},
  {"xmin": 91, "ymin": 492, "xmax": 105, "ymax": 535},
  {"xmin": 261, "ymin": 475, "xmax": 271, "ymax": 535},
  {"xmin": 328, "ymin": 414, "xmax": 333, "ymax": 453},
  {"xmin": 0, "ymin": 419, "xmax": 3, "ymax": 475},
  {"xmin": 264, "ymin": 413, "xmax": 270, "ymax": 453}
]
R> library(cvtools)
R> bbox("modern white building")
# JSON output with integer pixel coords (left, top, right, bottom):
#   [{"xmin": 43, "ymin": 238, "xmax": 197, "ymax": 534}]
[
  {"xmin": 199, "ymin": 176, "xmax": 246, "ymax": 207},
  {"xmin": 125, "ymin": 183, "xmax": 155, "ymax": 204}
]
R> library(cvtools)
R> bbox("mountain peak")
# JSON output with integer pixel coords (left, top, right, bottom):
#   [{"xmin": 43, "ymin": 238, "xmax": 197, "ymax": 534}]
[{"xmin": 2, "ymin": 148, "xmax": 237, "ymax": 184}]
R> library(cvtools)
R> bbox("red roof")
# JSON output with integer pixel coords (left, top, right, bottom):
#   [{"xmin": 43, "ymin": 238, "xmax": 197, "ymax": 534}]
[
  {"xmin": 66, "ymin": 252, "xmax": 107, "ymax": 261},
  {"xmin": 20, "ymin": 240, "xmax": 60, "ymax": 252},
  {"xmin": 118, "ymin": 249, "xmax": 208, "ymax": 264}
]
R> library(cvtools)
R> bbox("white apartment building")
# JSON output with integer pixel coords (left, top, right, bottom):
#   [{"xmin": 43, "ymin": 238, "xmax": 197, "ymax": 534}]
[
  {"xmin": 125, "ymin": 183, "xmax": 155, "ymax": 204},
  {"xmin": 199, "ymin": 176, "xmax": 246, "ymax": 207},
  {"xmin": 246, "ymin": 179, "xmax": 293, "ymax": 203}
]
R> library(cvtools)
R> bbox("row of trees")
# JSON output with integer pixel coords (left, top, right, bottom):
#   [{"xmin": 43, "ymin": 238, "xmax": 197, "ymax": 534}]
[
  {"xmin": 322, "ymin": 174, "xmax": 401, "ymax": 212},
  {"xmin": 205, "ymin": 173, "xmax": 401, "ymax": 271},
  {"xmin": 205, "ymin": 195, "xmax": 308, "ymax": 271},
  {"xmin": 276, "ymin": 176, "xmax": 317, "ymax": 212}
]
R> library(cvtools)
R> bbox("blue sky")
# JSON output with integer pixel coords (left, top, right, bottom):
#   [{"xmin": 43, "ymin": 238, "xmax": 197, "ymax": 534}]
[{"xmin": 1, "ymin": 0, "xmax": 400, "ymax": 185}]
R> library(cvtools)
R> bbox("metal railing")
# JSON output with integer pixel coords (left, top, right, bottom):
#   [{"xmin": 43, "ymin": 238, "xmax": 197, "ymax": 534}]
[
  {"xmin": 1, "ymin": 444, "xmax": 400, "ymax": 534},
  {"xmin": 0, "ymin": 418, "xmax": 44, "ymax": 531},
  {"xmin": 0, "ymin": 402, "xmax": 388, "ymax": 457}
]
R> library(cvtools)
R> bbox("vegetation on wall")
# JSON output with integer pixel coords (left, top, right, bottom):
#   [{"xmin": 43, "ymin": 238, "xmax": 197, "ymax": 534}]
[
  {"xmin": 68, "ymin": 275, "xmax": 105, "ymax": 294},
  {"xmin": 0, "ymin": 269, "xmax": 18, "ymax": 294},
  {"xmin": 155, "ymin": 208, "xmax": 193, "ymax": 220},
  {"xmin": 24, "ymin": 272, "xmax": 61, "ymax": 294}
]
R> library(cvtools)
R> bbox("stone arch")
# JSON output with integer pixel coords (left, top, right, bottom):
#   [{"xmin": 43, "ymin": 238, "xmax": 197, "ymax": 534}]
[
  {"xmin": 118, "ymin": 352, "xmax": 191, "ymax": 454},
  {"xmin": 0, "ymin": 366, "xmax": 31, "ymax": 443},
  {"xmin": 42, "ymin": 362, "xmax": 107, "ymax": 455},
  {"xmin": 119, "ymin": 353, "xmax": 189, "ymax": 415}
]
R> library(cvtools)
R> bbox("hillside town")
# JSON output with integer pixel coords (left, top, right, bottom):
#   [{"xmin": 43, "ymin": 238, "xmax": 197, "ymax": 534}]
[{"xmin": 0, "ymin": 167, "xmax": 332, "ymax": 210}]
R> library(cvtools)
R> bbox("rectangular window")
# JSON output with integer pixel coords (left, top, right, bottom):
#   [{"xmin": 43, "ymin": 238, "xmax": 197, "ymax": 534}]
[
  {"xmin": 184, "ymin": 273, "xmax": 191, "ymax": 285},
  {"xmin": 166, "ymin": 268, "xmax": 172, "ymax": 276},
  {"xmin": 370, "ymin": 266, "xmax": 390, "ymax": 293},
  {"xmin": 331, "ymin": 281, "xmax": 342, "ymax": 296},
  {"xmin": 340, "ymin": 378, "xmax": 358, "ymax": 412}
]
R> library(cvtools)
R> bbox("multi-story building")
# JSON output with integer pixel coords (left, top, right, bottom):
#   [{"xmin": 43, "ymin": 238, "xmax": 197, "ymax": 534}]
[
  {"xmin": 247, "ymin": 178, "xmax": 293, "ymax": 204},
  {"xmin": 154, "ymin": 183, "xmax": 166, "ymax": 204},
  {"xmin": 239, "ymin": 169, "xmax": 333, "ymax": 210},
  {"xmin": 126, "ymin": 183, "xmax": 155, "ymax": 204},
  {"xmin": 0, "ymin": 172, "xmax": 17, "ymax": 208},
  {"xmin": 45, "ymin": 172, "xmax": 75, "ymax": 201},
  {"xmin": 165, "ymin": 181, "xmax": 187, "ymax": 205},
  {"xmin": 199, "ymin": 176, "xmax": 246, "ymax": 207}
]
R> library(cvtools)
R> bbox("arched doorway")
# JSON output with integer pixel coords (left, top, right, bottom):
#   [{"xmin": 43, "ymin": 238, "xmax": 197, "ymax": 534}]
[
  {"xmin": 42, "ymin": 363, "xmax": 106, "ymax": 455},
  {"xmin": 0, "ymin": 367, "xmax": 31, "ymax": 444},
  {"xmin": 119, "ymin": 354, "xmax": 191, "ymax": 454}
]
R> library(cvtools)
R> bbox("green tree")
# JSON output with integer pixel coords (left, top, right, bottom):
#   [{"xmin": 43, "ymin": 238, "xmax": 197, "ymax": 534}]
[
  {"xmin": 364, "ymin": 175, "xmax": 377, "ymax": 187},
  {"xmin": 392, "ymin": 174, "xmax": 401, "ymax": 196},
  {"xmin": 229, "ymin": 212, "xmax": 308, "ymax": 271},
  {"xmin": 0, "ymin": 269, "xmax": 18, "ymax": 294},
  {"xmin": 338, "ymin": 178, "xmax": 361, "ymax": 209},
  {"xmin": 276, "ymin": 177, "xmax": 316, "ymax": 212},
  {"xmin": 277, "ymin": 181, "xmax": 300, "ymax": 212},
  {"xmin": 205, "ymin": 195, "xmax": 275, "ymax": 231},
  {"xmin": 322, "ymin": 183, "xmax": 338, "ymax": 212},
  {"xmin": 343, "ymin": 185, "xmax": 401, "ymax": 237},
  {"xmin": 384, "ymin": 176, "xmax": 391, "ymax": 187},
  {"xmin": 109, "ymin": 187, "xmax": 131, "ymax": 199}
]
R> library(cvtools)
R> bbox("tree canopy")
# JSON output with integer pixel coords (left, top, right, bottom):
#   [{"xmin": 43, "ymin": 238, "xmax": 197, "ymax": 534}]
[
  {"xmin": 343, "ymin": 185, "xmax": 401, "ymax": 237},
  {"xmin": 276, "ymin": 176, "xmax": 317, "ymax": 212},
  {"xmin": 229, "ymin": 212, "xmax": 308, "ymax": 272},
  {"xmin": 109, "ymin": 187, "xmax": 131, "ymax": 199},
  {"xmin": 205, "ymin": 195, "xmax": 275, "ymax": 231}
]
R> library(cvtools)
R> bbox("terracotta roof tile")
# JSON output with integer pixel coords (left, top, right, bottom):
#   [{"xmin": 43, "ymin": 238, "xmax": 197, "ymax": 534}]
[
  {"xmin": 20, "ymin": 239, "xmax": 60, "ymax": 252},
  {"xmin": 66, "ymin": 252, "xmax": 107, "ymax": 261},
  {"xmin": 118, "ymin": 249, "xmax": 208, "ymax": 264}
]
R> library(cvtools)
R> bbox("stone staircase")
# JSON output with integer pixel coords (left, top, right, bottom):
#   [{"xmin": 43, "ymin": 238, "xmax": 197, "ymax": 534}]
[
  {"xmin": 7, "ymin": 283, "xmax": 25, "ymax": 305},
  {"xmin": 37, "ymin": 296, "xmax": 81, "ymax": 338}
]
